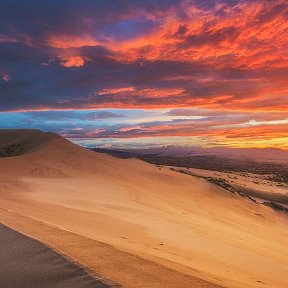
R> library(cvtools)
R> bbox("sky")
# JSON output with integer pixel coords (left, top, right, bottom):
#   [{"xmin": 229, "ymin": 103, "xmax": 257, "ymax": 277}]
[{"xmin": 0, "ymin": 0, "xmax": 287, "ymax": 149}]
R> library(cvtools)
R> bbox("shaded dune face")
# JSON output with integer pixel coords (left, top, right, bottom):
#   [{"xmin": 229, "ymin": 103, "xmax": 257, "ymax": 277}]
[
  {"xmin": 0, "ymin": 130, "xmax": 288, "ymax": 288},
  {"xmin": 0, "ymin": 224, "xmax": 110, "ymax": 288},
  {"xmin": 0, "ymin": 129, "xmax": 61, "ymax": 157}
]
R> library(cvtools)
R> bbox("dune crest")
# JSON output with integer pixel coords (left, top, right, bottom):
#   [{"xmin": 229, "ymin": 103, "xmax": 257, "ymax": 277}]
[
  {"xmin": 0, "ymin": 129, "xmax": 60, "ymax": 155},
  {"xmin": 0, "ymin": 130, "xmax": 288, "ymax": 288}
]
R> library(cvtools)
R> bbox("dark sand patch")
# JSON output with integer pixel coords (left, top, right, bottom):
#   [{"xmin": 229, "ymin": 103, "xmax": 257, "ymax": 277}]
[
  {"xmin": 233, "ymin": 185, "xmax": 288, "ymax": 205},
  {"xmin": 0, "ymin": 223, "xmax": 111, "ymax": 288}
]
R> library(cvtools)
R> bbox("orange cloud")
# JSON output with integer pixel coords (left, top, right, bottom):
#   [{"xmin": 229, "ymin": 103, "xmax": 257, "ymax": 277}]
[
  {"xmin": 47, "ymin": 35, "xmax": 99, "ymax": 49},
  {"xmin": 97, "ymin": 87, "xmax": 185, "ymax": 98},
  {"xmin": 59, "ymin": 56, "xmax": 86, "ymax": 67},
  {"xmin": 38, "ymin": 1, "xmax": 287, "ymax": 75},
  {"xmin": 103, "ymin": 1, "xmax": 288, "ymax": 71},
  {"xmin": 98, "ymin": 87, "xmax": 135, "ymax": 95}
]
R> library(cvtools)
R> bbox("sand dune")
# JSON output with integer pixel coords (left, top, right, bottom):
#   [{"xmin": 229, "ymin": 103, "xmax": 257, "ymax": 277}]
[
  {"xmin": 0, "ymin": 209, "xmax": 223, "ymax": 288},
  {"xmin": 0, "ymin": 223, "xmax": 110, "ymax": 288},
  {"xmin": 0, "ymin": 129, "xmax": 288, "ymax": 288},
  {"xmin": 0, "ymin": 129, "xmax": 60, "ymax": 155}
]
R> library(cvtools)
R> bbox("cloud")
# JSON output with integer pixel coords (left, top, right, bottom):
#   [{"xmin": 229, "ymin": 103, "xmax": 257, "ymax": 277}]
[
  {"xmin": 59, "ymin": 56, "xmax": 86, "ymax": 67},
  {"xmin": 55, "ymin": 112, "xmax": 287, "ymax": 140},
  {"xmin": 98, "ymin": 87, "xmax": 135, "ymax": 95},
  {"xmin": 97, "ymin": 87, "xmax": 184, "ymax": 98},
  {"xmin": 23, "ymin": 110, "xmax": 125, "ymax": 121},
  {"xmin": 48, "ymin": 36, "xmax": 99, "ymax": 49},
  {"xmin": 85, "ymin": 111, "xmax": 124, "ymax": 120},
  {"xmin": 1, "ymin": 72, "xmax": 9, "ymax": 82},
  {"xmin": 0, "ymin": 0, "xmax": 287, "ymax": 148}
]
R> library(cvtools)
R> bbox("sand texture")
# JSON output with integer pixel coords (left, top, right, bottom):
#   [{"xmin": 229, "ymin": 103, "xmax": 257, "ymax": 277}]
[
  {"xmin": 177, "ymin": 167, "xmax": 288, "ymax": 204},
  {"xmin": 0, "ymin": 208, "xmax": 223, "ymax": 288},
  {"xmin": 0, "ymin": 223, "xmax": 111, "ymax": 288},
  {"xmin": 0, "ymin": 129, "xmax": 288, "ymax": 288}
]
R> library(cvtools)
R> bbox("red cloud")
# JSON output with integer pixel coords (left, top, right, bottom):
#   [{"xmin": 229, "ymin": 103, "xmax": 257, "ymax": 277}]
[
  {"xmin": 47, "ymin": 35, "xmax": 99, "ymax": 49},
  {"xmin": 59, "ymin": 56, "xmax": 86, "ymax": 67},
  {"xmin": 102, "ymin": 1, "xmax": 288, "ymax": 71},
  {"xmin": 30, "ymin": 0, "xmax": 286, "ymax": 72},
  {"xmin": 97, "ymin": 87, "xmax": 184, "ymax": 98}
]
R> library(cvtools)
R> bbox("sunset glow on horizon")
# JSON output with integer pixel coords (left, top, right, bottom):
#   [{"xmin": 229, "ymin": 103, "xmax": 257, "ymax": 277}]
[{"xmin": 0, "ymin": 0, "xmax": 287, "ymax": 149}]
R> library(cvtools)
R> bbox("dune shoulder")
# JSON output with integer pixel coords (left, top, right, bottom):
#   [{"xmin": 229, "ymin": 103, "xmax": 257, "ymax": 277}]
[
  {"xmin": 0, "ymin": 220, "xmax": 111, "ymax": 288},
  {"xmin": 0, "ymin": 208, "xmax": 223, "ymax": 288}
]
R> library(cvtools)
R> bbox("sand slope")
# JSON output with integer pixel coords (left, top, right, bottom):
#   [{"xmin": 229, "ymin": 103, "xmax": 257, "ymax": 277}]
[
  {"xmin": 0, "ymin": 208, "xmax": 223, "ymax": 288},
  {"xmin": 0, "ymin": 130, "xmax": 288, "ymax": 288},
  {"xmin": 0, "ymin": 223, "xmax": 110, "ymax": 288}
]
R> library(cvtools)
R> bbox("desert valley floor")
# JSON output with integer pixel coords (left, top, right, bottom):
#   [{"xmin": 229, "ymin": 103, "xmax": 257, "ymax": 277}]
[{"xmin": 0, "ymin": 130, "xmax": 288, "ymax": 288}]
